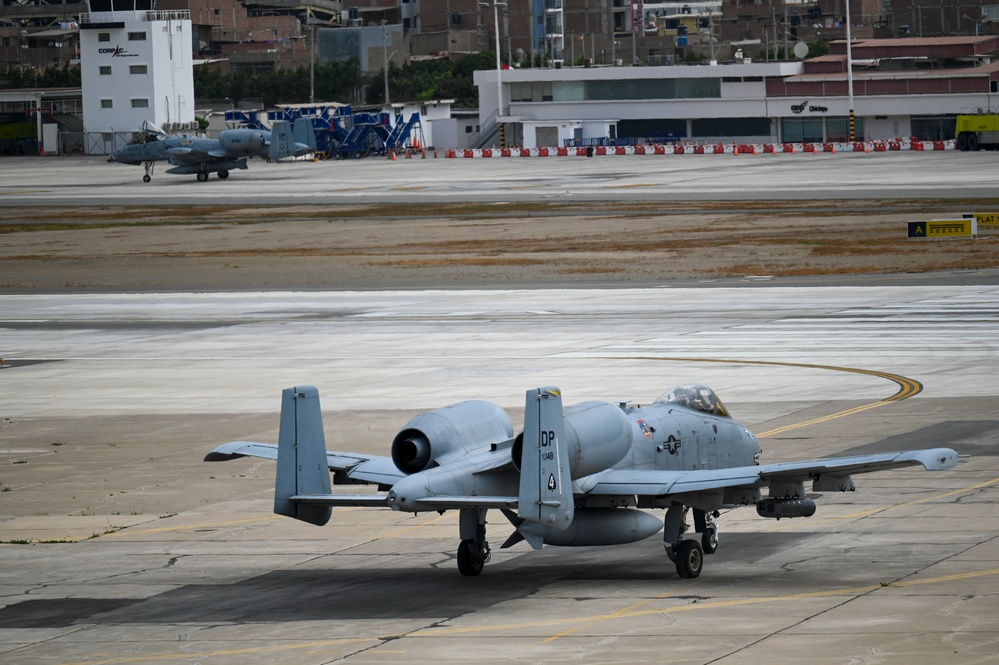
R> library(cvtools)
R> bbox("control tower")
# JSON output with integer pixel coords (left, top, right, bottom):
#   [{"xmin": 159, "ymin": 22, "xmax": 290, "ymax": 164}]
[{"xmin": 80, "ymin": 0, "xmax": 194, "ymax": 140}]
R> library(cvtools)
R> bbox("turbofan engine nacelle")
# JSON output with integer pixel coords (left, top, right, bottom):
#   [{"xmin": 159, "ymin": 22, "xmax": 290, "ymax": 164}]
[
  {"xmin": 391, "ymin": 400, "xmax": 513, "ymax": 474},
  {"xmin": 512, "ymin": 400, "xmax": 632, "ymax": 479},
  {"xmin": 756, "ymin": 498, "xmax": 817, "ymax": 519},
  {"xmin": 218, "ymin": 130, "xmax": 266, "ymax": 154},
  {"xmin": 524, "ymin": 508, "xmax": 662, "ymax": 546}
]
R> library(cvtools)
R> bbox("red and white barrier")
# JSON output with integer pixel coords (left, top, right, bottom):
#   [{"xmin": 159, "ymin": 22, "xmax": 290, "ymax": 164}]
[{"xmin": 440, "ymin": 140, "xmax": 955, "ymax": 158}]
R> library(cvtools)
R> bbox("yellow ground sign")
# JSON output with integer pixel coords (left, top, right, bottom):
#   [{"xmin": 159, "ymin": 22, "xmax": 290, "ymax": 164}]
[
  {"xmin": 971, "ymin": 213, "xmax": 999, "ymax": 227},
  {"xmin": 907, "ymin": 220, "xmax": 977, "ymax": 238}
]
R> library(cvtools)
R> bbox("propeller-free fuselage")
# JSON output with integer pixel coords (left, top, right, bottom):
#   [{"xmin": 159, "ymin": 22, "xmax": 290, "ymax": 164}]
[
  {"xmin": 109, "ymin": 120, "xmax": 316, "ymax": 182},
  {"xmin": 207, "ymin": 384, "xmax": 960, "ymax": 578}
]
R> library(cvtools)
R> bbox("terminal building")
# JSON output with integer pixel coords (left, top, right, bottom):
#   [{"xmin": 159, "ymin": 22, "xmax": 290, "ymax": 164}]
[{"xmin": 474, "ymin": 35, "xmax": 999, "ymax": 148}]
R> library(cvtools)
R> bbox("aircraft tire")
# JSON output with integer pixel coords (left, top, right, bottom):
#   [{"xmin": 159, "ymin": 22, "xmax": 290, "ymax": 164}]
[
  {"xmin": 674, "ymin": 540, "xmax": 703, "ymax": 579},
  {"xmin": 218, "ymin": 170, "xmax": 229, "ymax": 180},
  {"xmin": 142, "ymin": 174, "xmax": 151, "ymax": 183},
  {"xmin": 701, "ymin": 527, "xmax": 718, "ymax": 554},
  {"xmin": 457, "ymin": 539, "xmax": 485, "ymax": 577},
  {"xmin": 197, "ymin": 171, "xmax": 209, "ymax": 182}
]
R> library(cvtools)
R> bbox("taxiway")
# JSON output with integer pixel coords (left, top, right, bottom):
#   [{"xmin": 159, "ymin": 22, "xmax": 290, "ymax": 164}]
[{"xmin": 1, "ymin": 285, "xmax": 998, "ymax": 664}]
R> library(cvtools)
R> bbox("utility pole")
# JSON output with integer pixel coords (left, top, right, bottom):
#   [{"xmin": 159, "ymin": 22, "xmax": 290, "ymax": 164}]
[
  {"xmin": 382, "ymin": 21, "xmax": 389, "ymax": 105},
  {"xmin": 846, "ymin": 0, "xmax": 855, "ymax": 140},
  {"xmin": 480, "ymin": 2, "xmax": 507, "ymax": 145}
]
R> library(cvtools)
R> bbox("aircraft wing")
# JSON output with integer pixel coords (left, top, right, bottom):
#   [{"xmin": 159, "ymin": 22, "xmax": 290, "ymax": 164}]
[
  {"xmin": 166, "ymin": 146, "xmax": 229, "ymax": 164},
  {"xmin": 578, "ymin": 447, "xmax": 960, "ymax": 497},
  {"xmin": 205, "ymin": 440, "xmax": 403, "ymax": 486}
]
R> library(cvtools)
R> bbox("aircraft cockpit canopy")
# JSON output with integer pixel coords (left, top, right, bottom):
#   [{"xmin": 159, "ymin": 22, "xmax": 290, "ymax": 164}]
[
  {"xmin": 655, "ymin": 384, "xmax": 731, "ymax": 417},
  {"xmin": 127, "ymin": 132, "xmax": 160, "ymax": 145}
]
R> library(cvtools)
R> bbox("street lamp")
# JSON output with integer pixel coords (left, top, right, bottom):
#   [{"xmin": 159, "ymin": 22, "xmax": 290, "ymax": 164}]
[
  {"xmin": 310, "ymin": 22, "xmax": 316, "ymax": 104},
  {"xmin": 384, "ymin": 50, "xmax": 398, "ymax": 105},
  {"xmin": 479, "ymin": 1, "xmax": 506, "ymax": 119}
]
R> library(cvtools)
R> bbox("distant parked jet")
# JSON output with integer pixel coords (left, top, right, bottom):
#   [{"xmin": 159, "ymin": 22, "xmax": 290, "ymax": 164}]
[{"xmin": 109, "ymin": 120, "xmax": 316, "ymax": 182}]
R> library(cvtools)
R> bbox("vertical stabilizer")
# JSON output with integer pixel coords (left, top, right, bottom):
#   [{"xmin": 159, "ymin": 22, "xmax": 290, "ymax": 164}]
[
  {"xmin": 275, "ymin": 385, "xmax": 333, "ymax": 526},
  {"xmin": 268, "ymin": 121, "xmax": 295, "ymax": 161},
  {"xmin": 293, "ymin": 118, "xmax": 318, "ymax": 152},
  {"xmin": 518, "ymin": 386, "xmax": 573, "ymax": 532}
]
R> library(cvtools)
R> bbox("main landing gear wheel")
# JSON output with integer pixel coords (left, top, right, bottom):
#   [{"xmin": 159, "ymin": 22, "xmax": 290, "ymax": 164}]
[
  {"xmin": 217, "ymin": 170, "xmax": 229, "ymax": 180},
  {"xmin": 457, "ymin": 539, "xmax": 488, "ymax": 577},
  {"xmin": 142, "ymin": 174, "xmax": 151, "ymax": 183},
  {"xmin": 197, "ymin": 171, "xmax": 209, "ymax": 182},
  {"xmin": 675, "ymin": 540, "xmax": 703, "ymax": 579}
]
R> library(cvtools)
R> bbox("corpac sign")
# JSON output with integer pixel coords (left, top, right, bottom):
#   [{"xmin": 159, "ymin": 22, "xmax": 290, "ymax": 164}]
[{"xmin": 98, "ymin": 45, "xmax": 138, "ymax": 57}]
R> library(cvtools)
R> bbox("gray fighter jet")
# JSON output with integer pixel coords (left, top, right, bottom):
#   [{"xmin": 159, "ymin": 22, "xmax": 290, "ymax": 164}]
[
  {"xmin": 206, "ymin": 384, "xmax": 960, "ymax": 578},
  {"xmin": 108, "ymin": 120, "xmax": 316, "ymax": 182}
]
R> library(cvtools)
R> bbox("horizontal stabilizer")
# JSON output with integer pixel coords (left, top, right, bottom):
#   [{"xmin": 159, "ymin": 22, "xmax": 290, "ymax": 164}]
[
  {"xmin": 414, "ymin": 496, "xmax": 518, "ymax": 510},
  {"xmin": 291, "ymin": 493, "xmax": 389, "ymax": 507},
  {"xmin": 205, "ymin": 440, "xmax": 278, "ymax": 462}
]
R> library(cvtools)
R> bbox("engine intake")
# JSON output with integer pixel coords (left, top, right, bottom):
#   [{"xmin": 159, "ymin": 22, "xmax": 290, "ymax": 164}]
[{"xmin": 391, "ymin": 400, "xmax": 513, "ymax": 474}]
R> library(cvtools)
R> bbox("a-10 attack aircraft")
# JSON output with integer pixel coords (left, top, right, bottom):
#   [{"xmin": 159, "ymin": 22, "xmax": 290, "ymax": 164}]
[
  {"xmin": 108, "ymin": 120, "xmax": 316, "ymax": 182},
  {"xmin": 206, "ymin": 384, "xmax": 960, "ymax": 578}
]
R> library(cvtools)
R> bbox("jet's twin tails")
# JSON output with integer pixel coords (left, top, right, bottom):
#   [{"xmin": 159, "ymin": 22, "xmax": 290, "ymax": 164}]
[{"xmin": 206, "ymin": 383, "xmax": 965, "ymax": 579}]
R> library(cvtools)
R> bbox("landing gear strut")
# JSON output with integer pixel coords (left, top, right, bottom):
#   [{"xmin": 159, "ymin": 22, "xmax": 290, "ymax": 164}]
[
  {"xmin": 142, "ymin": 161, "xmax": 154, "ymax": 183},
  {"xmin": 663, "ymin": 504, "xmax": 719, "ymax": 579},
  {"xmin": 457, "ymin": 507, "xmax": 490, "ymax": 576}
]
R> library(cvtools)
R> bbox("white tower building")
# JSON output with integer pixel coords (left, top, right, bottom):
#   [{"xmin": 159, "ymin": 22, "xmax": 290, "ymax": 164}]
[{"xmin": 80, "ymin": 3, "xmax": 194, "ymax": 142}]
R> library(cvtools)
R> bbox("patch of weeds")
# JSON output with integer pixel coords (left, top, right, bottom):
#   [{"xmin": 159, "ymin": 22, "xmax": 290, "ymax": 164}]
[{"xmin": 87, "ymin": 525, "xmax": 124, "ymax": 539}]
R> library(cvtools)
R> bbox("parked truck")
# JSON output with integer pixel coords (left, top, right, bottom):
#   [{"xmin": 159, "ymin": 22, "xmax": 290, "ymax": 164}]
[{"xmin": 956, "ymin": 113, "xmax": 999, "ymax": 151}]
